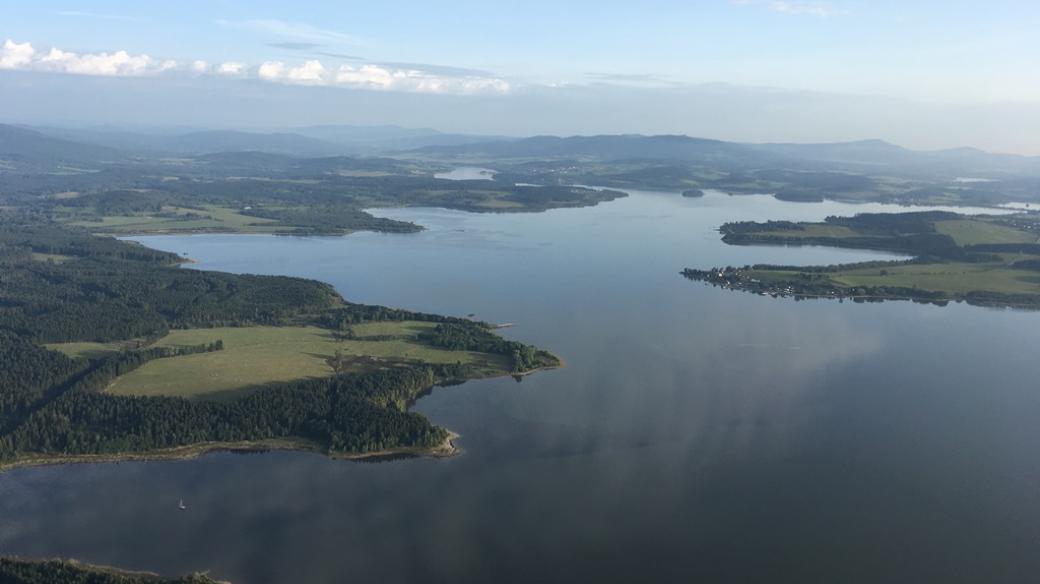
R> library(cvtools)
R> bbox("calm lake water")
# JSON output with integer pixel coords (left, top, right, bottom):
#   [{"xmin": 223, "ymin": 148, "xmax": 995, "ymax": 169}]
[{"xmin": 3, "ymin": 190, "xmax": 1039, "ymax": 583}]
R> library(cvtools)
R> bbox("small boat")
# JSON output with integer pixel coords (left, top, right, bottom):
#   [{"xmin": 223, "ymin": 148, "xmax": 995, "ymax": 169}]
[{"xmin": 178, "ymin": 499, "xmax": 187, "ymax": 511}]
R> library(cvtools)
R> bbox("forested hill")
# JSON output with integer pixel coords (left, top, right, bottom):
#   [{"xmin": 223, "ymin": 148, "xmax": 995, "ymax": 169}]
[
  {"xmin": 0, "ymin": 223, "xmax": 559, "ymax": 467},
  {"xmin": 412, "ymin": 133, "xmax": 1040, "ymax": 206},
  {"xmin": 0, "ymin": 124, "xmax": 625, "ymax": 237},
  {"xmin": 415, "ymin": 133, "xmax": 1040, "ymax": 174}
]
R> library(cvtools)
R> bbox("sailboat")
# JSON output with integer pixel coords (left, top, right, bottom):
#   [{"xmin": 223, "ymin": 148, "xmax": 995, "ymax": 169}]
[{"xmin": 178, "ymin": 499, "xmax": 187, "ymax": 511}]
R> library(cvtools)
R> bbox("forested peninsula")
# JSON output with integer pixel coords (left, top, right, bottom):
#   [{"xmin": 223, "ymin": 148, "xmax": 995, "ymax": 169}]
[
  {"xmin": 0, "ymin": 222, "xmax": 559, "ymax": 471},
  {"xmin": 683, "ymin": 211, "xmax": 1040, "ymax": 309},
  {"xmin": 0, "ymin": 558, "xmax": 225, "ymax": 584}
]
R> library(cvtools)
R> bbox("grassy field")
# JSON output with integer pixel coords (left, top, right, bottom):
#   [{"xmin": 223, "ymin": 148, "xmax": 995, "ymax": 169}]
[
  {"xmin": 700, "ymin": 213, "xmax": 1040, "ymax": 306},
  {"xmin": 933, "ymin": 219, "xmax": 1038, "ymax": 246},
  {"xmin": 742, "ymin": 262, "xmax": 1040, "ymax": 297},
  {"xmin": 30, "ymin": 252, "xmax": 73, "ymax": 263},
  {"xmin": 829, "ymin": 263, "xmax": 1040, "ymax": 295},
  {"xmin": 67, "ymin": 205, "xmax": 286, "ymax": 234},
  {"xmin": 46, "ymin": 339, "xmax": 143, "ymax": 360},
  {"xmin": 755, "ymin": 224, "xmax": 859, "ymax": 239},
  {"xmin": 104, "ymin": 323, "xmax": 510, "ymax": 400}
]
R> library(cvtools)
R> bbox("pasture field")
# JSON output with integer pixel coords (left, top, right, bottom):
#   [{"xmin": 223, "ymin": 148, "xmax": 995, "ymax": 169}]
[{"xmin": 103, "ymin": 323, "xmax": 509, "ymax": 400}]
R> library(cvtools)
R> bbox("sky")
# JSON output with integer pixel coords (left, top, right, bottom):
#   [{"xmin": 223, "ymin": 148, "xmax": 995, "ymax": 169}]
[{"xmin": 2, "ymin": 1, "xmax": 1040, "ymax": 153}]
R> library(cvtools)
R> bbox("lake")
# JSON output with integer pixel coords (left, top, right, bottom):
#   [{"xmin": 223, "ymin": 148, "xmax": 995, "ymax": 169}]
[{"xmin": 2, "ymin": 189, "xmax": 1039, "ymax": 583}]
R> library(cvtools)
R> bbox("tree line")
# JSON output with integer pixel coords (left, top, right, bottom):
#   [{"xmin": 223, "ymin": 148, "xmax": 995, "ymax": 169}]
[
  {"xmin": 0, "ymin": 558, "xmax": 219, "ymax": 584},
  {"xmin": 0, "ymin": 223, "xmax": 556, "ymax": 462}
]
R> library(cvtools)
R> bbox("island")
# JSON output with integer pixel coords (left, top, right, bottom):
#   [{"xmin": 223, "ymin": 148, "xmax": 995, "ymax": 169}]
[
  {"xmin": 0, "ymin": 224, "xmax": 559, "ymax": 471},
  {"xmin": 0, "ymin": 558, "xmax": 225, "ymax": 583},
  {"xmin": 682, "ymin": 211, "xmax": 1040, "ymax": 309}
]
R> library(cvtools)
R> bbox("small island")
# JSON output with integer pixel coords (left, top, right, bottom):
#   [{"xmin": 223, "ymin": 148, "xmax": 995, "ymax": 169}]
[
  {"xmin": 683, "ymin": 211, "xmax": 1040, "ymax": 309},
  {"xmin": 0, "ymin": 225, "xmax": 559, "ymax": 471}
]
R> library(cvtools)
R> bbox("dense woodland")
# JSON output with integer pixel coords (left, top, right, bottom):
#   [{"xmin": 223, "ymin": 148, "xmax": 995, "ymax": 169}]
[
  {"xmin": 721, "ymin": 211, "xmax": 968, "ymax": 258},
  {"xmin": 0, "ymin": 223, "xmax": 556, "ymax": 464},
  {"xmin": 0, "ymin": 558, "xmax": 220, "ymax": 584},
  {"xmin": 420, "ymin": 322, "xmax": 555, "ymax": 372}
]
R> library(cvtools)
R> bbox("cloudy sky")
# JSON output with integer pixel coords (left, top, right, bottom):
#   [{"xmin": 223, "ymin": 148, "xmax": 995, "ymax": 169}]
[{"xmin": 2, "ymin": 1, "xmax": 1039, "ymax": 153}]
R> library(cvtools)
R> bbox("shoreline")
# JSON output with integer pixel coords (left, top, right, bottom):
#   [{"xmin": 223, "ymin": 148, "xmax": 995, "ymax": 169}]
[
  {"xmin": 0, "ymin": 557, "xmax": 231, "ymax": 584},
  {"xmin": 0, "ymin": 359, "xmax": 568, "ymax": 473},
  {"xmin": 514, "ymin": 357, "xmax": 566, "ymax": 377},
  {"xmin": 0, "ymin": 433, "xmax": 462, "ymax": 473},
  {"xmin": 0, "ymin": 355, "xmax": 565, "ymax": 474},
  {"xmin": 337, "ymin": 430, "xmax": 461, "ymax": 460}
]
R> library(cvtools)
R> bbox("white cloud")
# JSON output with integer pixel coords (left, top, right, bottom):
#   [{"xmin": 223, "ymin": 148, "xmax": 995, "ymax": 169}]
[
  {"xmin": 259, "ymin": 60, "xmax": 330, "ymax": 85},
  {"xmin": 0, "ymin": 39, "xmax": 35, "ymax": 69},
  {"xmin": 217, "ymin": 61, "xmax": 245, "ymax": 76},
  {"xmin": 331, "ymin": 63, "xmax": 509, "ymax": 94},
  {"xmin": 38, "ymin": 47, "xmax": 156, "ymax": 76},
  {"xmin": 257, "ymin": 61, "xmax": 286, "ymax": 81},
  {"xmin": 334, "ymin": 64, "xmax": 398, "ymax": 89},
  {"xmin": 258, "ymin": 60, "xmax": 328, "ymax": 86},
  {"xmin": 2, "ymin": 39, "xmax": 170, "ymax": 76},
  {"xmin": 1, "ymin": 38, "xmax": 511, "ymax": 95},
  {"xmin": 257, "ymin": 59, "xmax": 509, "ymax": 94},
  {"xmin": 286, "ymin": 60, "xmax": 326, "ymax": 84}
]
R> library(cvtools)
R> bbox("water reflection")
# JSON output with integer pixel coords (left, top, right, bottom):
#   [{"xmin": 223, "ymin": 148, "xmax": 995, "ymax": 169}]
[{"xmin": 3, "ymin": 190, "xmax": 1040, "ymax": 583}]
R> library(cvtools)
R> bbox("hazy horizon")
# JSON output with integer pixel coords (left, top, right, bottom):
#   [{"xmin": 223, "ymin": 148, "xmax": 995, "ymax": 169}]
[{"xmin": 3, "ymin": 1, "xmax": 1039, "ymax": 154}]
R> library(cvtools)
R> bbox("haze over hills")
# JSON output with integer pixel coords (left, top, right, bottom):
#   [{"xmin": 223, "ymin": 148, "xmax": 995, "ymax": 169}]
[
  {"xmin": 29, "ymin": 126, "xmax": 344, "ymax": 157},
  {"xmin": 23, "ymin": 124, "xmax": 512, "ymax": 157},
  {"xmin": 0, "ymin": 123, "xmax": 126, "ymax": 165},
  {"xmin": 290, "ymin": 125, "xmax": 512, "ymax": 153},
  {"xmin": 3, "ymin": 122, "xmax": 1040, "ymax": 182},
  {"xmin": 415, "ymin": 134, "xmax": 1040, "ymax": 176}
]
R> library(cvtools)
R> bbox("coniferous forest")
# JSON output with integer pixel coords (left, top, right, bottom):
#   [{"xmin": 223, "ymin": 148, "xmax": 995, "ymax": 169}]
[
  {"xmin": 0, "ymin": 221, "xmax": 558, "ymax": 467},
  {"xmin": 0, "ymin": 558, "xmax": 220, "ymax": 584}
]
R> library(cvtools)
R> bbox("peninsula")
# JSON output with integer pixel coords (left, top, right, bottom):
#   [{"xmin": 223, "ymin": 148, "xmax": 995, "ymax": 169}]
[
  {"xmin": 0, "ymin": 224, "xmax": 559, "ymax": 471},
  {"xmin": 683, "ymin": 211, "xmax": 1040, "ymax": 309}
]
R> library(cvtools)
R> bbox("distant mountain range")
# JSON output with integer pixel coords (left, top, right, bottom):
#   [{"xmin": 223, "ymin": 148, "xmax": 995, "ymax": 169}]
[
  {"xmin": 415, "ymin": 134, "xmax": 1040, "ymax": 176},
  {"xmin": 2, "ymin": 123, "xmax": 1038, "ymax": 178},
  {"xmin": 22, "ymin": 124, "xmax": 510, "ymax": 157},
  {"xmin": 0, "ymin": 123, "xmax": 125, "ymax": 164}
]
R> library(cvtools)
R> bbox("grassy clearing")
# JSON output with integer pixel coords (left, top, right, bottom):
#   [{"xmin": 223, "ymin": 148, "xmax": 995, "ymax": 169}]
[
  {"xmin": 830, "ymin": 262, "xmax": 1040, "ymax": 295},
  {"xmin": 30, "ymin": 252, "xmax": 73, "ymax": 263},
  {"xmin": 934, "ymin": 219, "xmax": 1037, "ymax": 246},
  {"xmin": 45, "ymin": 340, "xmax": 140, "ymax": 360},
  {"xmin": 744, "ymin": 262, "xmax": 1040, "ymax": 297},
  {"xmin": 473, "ymin": 199, "xmax": 526, "ymax": 209},
  {"xmin": 706, "ymin": 213, "xmax": 1040, "ymax": 306},
  {"xmin": 105, "ymin": 323, "xmax": 509, "ymax": 401},
  {"xmin": 67, "ymin": 205, "xmax": 286, "ymax": 234},
  {"xmin": 757, "ymin": 224, "xmax": 859, "ymax": 239}
]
